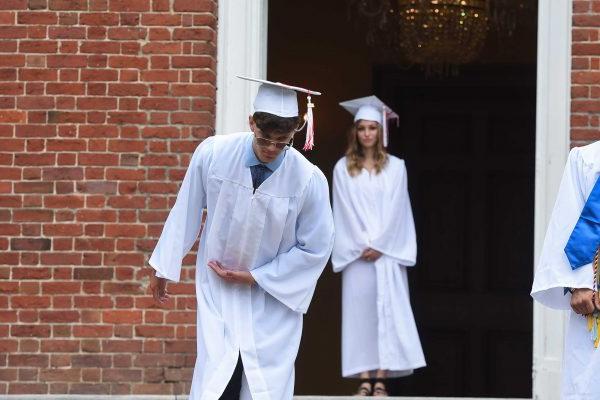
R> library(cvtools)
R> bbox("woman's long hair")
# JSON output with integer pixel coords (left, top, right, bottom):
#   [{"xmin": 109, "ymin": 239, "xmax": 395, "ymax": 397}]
[{"xmin": 345, "ymin": 120, "xmax": 388, "ymax": 176}]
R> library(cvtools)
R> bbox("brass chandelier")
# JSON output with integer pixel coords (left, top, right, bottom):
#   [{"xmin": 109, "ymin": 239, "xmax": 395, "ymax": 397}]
[
  {"xmin": 349, "ymin": 0, "xmax": 532, "ymax": 74},
  {"xmin": 398, "ymin": 0, "xmax": 488, "ymax": 70}
]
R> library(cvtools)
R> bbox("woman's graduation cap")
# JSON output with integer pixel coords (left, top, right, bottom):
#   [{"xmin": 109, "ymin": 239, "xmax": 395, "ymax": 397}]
[
  {"xmin": 238, "ymin": 76, "xmax": 321, "ymax": 151},
  {"xmin": 339, "ymin": 95, "xmax": 399, "ymax": 148}
]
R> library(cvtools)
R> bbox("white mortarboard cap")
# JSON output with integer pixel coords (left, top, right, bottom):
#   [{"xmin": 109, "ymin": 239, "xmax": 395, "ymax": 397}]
[
  {"xmin": 254, "ymin": 81, "xmax": 298, "ymax": 117},
  {"xmin": 238, "ymin": 76, "xmax": 322, "ymax": 151},
  {"xmin": 339, "ymin": 95, "xmax": 399, "ymax": 147}
]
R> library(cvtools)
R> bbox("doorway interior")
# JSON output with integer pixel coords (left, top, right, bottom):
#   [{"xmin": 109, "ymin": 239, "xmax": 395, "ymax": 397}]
[{"xmin": 267, "ymin": 1, "xmax": 537, "ymax": 397}]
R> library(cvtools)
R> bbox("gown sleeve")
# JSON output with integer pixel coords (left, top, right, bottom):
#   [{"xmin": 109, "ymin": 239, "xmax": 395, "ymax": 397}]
[
  {"xmin": 369, "ymin": 159, "xmax": 417, "ymax": 267},
  {"xmin": 250, "ymin": 169, "xmax": 335, "ymax": 314},
  {"xmin": 148, "ymin": 137, "xmax": 213, "ymax": 282},
  {"xmin": 331, "ymin": 159, "xmax": 370, "ymax": 272},
  {"xmin": 531, "ymin": 147, "xmax": 593, "ymax": 310}
]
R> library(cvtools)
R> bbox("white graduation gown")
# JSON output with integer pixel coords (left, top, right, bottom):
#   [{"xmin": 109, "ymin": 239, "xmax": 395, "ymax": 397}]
[
  {"xmin": 531, "ymin": 141, "xmax": 600, "ymax": 400},
  {"xmin": 331, "ymin": 156, "xmax": 426, "ymax": 378},
  {"xmin": 149, "ymin": 132, "xmax": 335, "ymax": 400}
]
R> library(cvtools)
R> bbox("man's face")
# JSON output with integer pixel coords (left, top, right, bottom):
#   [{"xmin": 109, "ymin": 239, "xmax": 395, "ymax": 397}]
[{"xmin": 249, "ymin": 117, "xmax": 294, "ymax": 163}]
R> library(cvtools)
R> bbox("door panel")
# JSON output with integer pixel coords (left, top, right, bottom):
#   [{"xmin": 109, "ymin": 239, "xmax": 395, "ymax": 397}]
[{"xmin": 379, "ymin": 66, "xmax": 535, "ymax": 397}]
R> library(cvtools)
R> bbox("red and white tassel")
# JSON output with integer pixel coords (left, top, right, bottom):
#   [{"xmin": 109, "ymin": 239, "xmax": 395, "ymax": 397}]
[{"xmin": 303, "ymin": 95, "xmax": 315, "ymax": 151}]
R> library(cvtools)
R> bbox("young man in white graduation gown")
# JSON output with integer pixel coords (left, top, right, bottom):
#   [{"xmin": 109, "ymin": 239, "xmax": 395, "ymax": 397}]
[
  {"xmin": 332, "ymin": 96, "xmax": 425, "ymax": 396},
  {"xmin": 532, "ymin": 141, "xmax": 600, "ymax": 400},
  {"xmin": 147, "ymin": 77, "xmax": 335, "ymax": 400}
]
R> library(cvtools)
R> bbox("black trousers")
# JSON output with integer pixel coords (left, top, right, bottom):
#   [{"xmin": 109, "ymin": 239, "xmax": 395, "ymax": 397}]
[{"xmin": 219, "ymin": 355, "xmax": 244, "ymax": 400}]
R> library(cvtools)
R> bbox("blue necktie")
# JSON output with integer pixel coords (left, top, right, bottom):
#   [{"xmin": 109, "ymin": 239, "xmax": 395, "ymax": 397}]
[
  {"xmin": 565, "ymin": 177, "xmax": 600, "ymax": 269},
  {"xmin": 250, "ymin": 164, "xmax": 270, "ymax": 190}
]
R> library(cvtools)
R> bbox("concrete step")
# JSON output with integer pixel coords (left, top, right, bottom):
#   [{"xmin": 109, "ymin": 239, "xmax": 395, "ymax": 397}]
[{"xmin": 0, "ymin": 395, "xmax": 530, "ymax": 400}]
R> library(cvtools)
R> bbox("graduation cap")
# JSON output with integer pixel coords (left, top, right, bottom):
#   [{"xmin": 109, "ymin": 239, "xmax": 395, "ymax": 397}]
[
  {"xmin": 238, "ymin": 76, "xmax": 322, "ymax": 151},
  {"xmin": 339, "ymin": 95, "xmax": 399, "ymax": 148}
]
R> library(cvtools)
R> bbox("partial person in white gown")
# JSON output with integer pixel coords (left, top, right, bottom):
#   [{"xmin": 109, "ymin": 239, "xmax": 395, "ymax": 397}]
[
  {"xmin": 147, "ymin": 77, "xmax": 334, "ymax": 400},
  {"xmin": 332, "ymin": 96, "xmax": 426, "ymax": 397},
  {"xmin": 531, "ymin": 141, "xmax": 600, "ymax": 400}
]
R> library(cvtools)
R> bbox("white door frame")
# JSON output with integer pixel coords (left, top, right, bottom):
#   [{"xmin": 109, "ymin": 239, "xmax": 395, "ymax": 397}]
[
  {"xmin": 215, "ymin": 0, "xmax": 268, "ymax": 135},
  {"xmin": 532, "ymin": 1, "xmax": 572, "ymax": 399},
  {"xmin": 215, "ymin": 1, "xmax": 573, "ymax": 399}
]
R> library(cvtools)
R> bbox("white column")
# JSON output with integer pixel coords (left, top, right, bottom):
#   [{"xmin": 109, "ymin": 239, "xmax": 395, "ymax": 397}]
[
  {"xmin": 533, "ymin": 1, "xmax": 572, "ymax": 399},
  {"xmin": 215, "ymin": 0, "xmax": 269, "ymax": 135}
]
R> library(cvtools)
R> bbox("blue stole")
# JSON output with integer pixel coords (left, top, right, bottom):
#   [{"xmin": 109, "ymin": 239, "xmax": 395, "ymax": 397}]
[{"xmin": 565, "ymin": 177, "xmax": 600, "ymax": 269}]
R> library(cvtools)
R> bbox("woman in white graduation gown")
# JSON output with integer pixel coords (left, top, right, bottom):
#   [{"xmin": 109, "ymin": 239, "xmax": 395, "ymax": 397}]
[{"xmin": 332, "ymin": 96, "xmax": 426, "ymax": 396}]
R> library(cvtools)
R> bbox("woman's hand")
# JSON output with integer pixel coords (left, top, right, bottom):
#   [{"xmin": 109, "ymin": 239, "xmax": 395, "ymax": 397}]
[
  {"xmin": 361, "ymin": 248, "xmax": 383, "ymax": 262},
  {"xmin": 150, "ymin": 273, "xmax": 170, "ymax": 305}
]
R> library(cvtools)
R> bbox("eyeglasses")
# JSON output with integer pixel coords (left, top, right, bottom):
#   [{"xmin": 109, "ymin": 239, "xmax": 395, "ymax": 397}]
[{"xmin": 253, "ymin": 132, "xmax": 293, "ymax": 150}]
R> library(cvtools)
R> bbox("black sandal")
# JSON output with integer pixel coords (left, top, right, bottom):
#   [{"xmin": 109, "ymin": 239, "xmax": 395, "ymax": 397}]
[
  {"xmin": 373, "ymin": 379, "xmax": 388, "ymax": 397},
  {"xmin": 354, "ymin": 379, "xmax": 373, "ymax": 396}
]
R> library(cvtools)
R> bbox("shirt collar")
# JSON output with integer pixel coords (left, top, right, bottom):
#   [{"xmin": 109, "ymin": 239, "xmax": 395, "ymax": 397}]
[{"xmin": 244, "ymin": 133, "xmax": 286, "ymax": 172}]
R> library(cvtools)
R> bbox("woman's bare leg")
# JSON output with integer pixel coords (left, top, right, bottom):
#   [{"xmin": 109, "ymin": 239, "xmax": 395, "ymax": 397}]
[
  {"xmin": 354, "ymin": 371, "xmax": 373, "ymax": 396},
  {"xmin": 373, "ymin": 370, "xmax": 388, "ymax": 397}
]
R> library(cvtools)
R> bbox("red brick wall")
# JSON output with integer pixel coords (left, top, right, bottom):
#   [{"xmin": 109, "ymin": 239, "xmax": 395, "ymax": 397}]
[
  {"xmin": 0, "ymin": 0, "xmax": 216, "ymax": 395},
  {"xmin": 572, "ymin": 0, "xmax": 600, "ymax": 146}
]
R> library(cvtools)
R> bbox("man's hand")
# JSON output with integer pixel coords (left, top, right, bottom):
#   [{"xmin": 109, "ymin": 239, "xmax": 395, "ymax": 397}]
[
  {"xmin": 570, "ymin": 288, "xmax": 600, "ymax": 315},
  {"xmin": 361, "ymin": 248, "xmax": 383, "ymax": 262},
  {"xmin": 149, "ymin": 273, "xmax": 170, "ymax": 305},
  {"xmin": 208, "ymin": 260, "xmax": 255, "ymax": 286}
]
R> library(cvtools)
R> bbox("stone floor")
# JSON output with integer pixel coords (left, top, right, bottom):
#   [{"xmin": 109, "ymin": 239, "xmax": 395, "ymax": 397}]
[{"xmin": 0, "ymin": 395, "xmax": 530, "ymax": 400}]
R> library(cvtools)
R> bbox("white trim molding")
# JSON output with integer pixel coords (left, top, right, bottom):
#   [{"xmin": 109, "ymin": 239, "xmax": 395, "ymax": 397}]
[
  {"xmin": 215, "ymin": 0, "xmax": 268, "ymax": 135},
  {"xmin": 533, "ymin": 1, "xmax": 573, "ymax": 400}
]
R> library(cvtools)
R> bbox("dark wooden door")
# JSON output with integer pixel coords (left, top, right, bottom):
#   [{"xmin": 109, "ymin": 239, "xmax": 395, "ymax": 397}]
[{"xmin": 377, "ymin": 66, "xmax": 535, "ymax": 397}]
